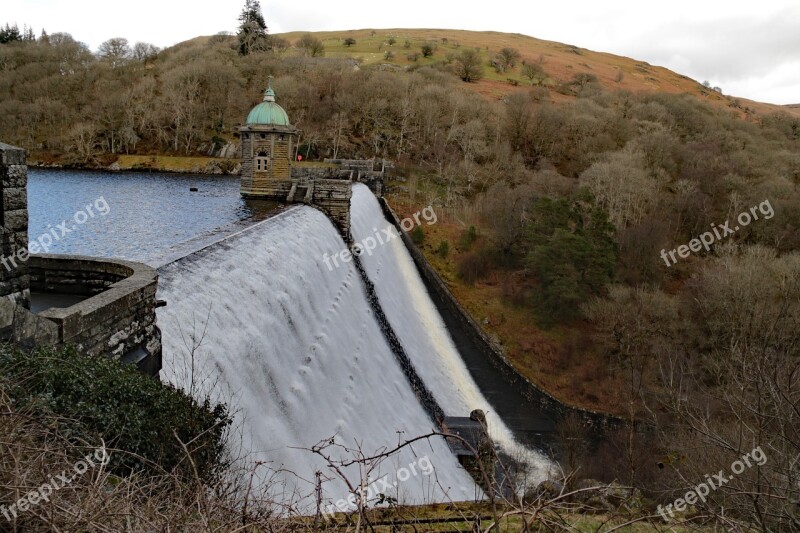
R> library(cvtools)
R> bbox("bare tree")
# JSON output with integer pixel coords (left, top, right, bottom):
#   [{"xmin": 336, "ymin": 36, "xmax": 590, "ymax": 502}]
[
  {"xmin": 97, "ymin": 37, "xmax": 130, "ymax": 68},
  {"xmin": 131, "ymin": 41, "xmax": 159, "ymax": 63},
  {"xmin": 497, "ymin": 47, "xmax": 521, "ymax": 70},
  {"xmin": 522, "ymin": 62, "xmax": 547, "ymax": 85},
  {"xmin": 455, "ymin": 48, "xmax": 484, "ymax": 83},
  {"xmin": 297, "ymin": 33, "xmax": 324, "ymax": 57}
]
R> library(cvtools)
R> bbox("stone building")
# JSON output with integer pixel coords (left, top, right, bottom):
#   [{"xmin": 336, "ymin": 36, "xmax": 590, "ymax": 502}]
[
  {"xmin": 239, "ymin": 77, "xmax": 299, "ymax": 196},
  {"xmin": 238, "ymin": 79, "xmax": 390, "ymax": 238},
  {"xmin": 239, "ymin": 77, "xmax": 353, "ymax": 240}
]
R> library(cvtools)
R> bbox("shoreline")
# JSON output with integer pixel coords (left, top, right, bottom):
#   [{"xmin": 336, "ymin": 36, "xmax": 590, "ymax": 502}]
[{"xmin": 29, "ymin": 154, "xmax": 242, "ymax": 176}]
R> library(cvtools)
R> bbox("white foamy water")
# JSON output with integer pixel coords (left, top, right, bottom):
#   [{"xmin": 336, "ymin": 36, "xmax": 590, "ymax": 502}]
[
  {"xmin": 156, "ymin": 207, "xmax": 477, "ymax": 511},
  {"xmin": 348, "ymin": 184, "xmax": 552, "ymax": 482}
]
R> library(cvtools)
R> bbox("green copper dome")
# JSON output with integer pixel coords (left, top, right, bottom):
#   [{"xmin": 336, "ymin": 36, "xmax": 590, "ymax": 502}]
[{"xmin": 245, "ymin": 79, "xmax": 291, "ymax": 126}]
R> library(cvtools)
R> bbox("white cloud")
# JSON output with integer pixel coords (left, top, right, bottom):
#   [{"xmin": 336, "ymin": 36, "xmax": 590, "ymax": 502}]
[{"xmin": 3, "ymin": 0, "xmax": 798, "ymax": 104}]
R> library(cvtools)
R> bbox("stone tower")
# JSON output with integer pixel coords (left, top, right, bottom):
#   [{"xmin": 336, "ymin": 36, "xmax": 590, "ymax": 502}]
[{"xmin": 239, "ymin": 77, "xmax": 300, "ymax": 197}]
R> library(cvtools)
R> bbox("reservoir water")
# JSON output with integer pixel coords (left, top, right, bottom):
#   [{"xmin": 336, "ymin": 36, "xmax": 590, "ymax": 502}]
[{"xmin": 28, "ymin": 169, "xmax": 273, "ymax": 265}]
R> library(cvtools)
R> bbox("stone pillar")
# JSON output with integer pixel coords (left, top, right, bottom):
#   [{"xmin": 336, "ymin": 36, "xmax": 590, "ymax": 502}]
[{"xmin": 0, "ymin": 142, "xmax": 30, "ymax": 308}]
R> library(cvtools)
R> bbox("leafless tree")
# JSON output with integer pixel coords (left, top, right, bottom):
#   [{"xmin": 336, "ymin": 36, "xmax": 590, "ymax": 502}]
[
  {"xmin": 97, "ymin": 37, "xmax": 130, "ymax": 68},
  {"xmin": 455, "ymin": 48, "xmax": 484, "ymax": 83}
]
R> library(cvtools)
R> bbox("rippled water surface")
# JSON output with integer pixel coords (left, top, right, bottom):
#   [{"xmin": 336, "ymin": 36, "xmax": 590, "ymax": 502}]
[{"xmin": 28, "ymin": 169, "xmax": 275, "ymax": 264}]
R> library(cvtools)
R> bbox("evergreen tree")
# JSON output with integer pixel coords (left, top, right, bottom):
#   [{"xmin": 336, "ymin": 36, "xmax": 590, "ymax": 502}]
[
  {"xmin": 237, "ymin": 0, "xmax": 269, "ymax": 55},
  {"xmin": 0, "ymin": 23, "xmax": 21, "ymax": 44},
  {"xmin": 526, "ymin": 192, "xmax": 617, "ymax": 326}
]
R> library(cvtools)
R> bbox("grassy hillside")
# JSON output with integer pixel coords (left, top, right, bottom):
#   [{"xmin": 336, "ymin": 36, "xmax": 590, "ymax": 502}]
[{"xmin": 274, "ymin": 28, "xmax": 800, "ymax": 117}]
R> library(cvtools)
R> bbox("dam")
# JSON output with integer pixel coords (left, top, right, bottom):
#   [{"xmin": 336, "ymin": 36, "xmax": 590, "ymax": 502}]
[
  {"xmin": 9, "ymin": 164, "xmax": 563, "ymax": 510},
  {"xmin": 152, "ymin": 182, "xmax": 560, "ymax": 508},
  {"xmin": 5, "ymin": 88, "xmax": 569, "ymax": 510}
]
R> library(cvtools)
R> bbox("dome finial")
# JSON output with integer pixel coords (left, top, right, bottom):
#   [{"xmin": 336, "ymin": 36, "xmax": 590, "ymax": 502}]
[{"xmin": 264, "ymin": 75, "xmax": 276, "ymax": 102}]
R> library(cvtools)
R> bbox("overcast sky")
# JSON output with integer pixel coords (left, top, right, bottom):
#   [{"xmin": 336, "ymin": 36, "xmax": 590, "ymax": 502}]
[{"xmin": 4, "ymin": 0, "xmax": 799, "ymax": 104}]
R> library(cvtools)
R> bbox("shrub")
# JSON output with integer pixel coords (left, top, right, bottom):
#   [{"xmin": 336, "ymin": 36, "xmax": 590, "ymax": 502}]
[
  {"xmin": 499, "ymin": 47, "xmax": 521, "ymax": 68},
  {"xmin": 458, "ymin": 225, "xmax": 478, "ymax": 251},
  {"xmin": 404, "ymin": 39, "xmax": 412, "ymax": 49},
  {"xmin": 455, "ymin": 48, "xmax": 483, "ymax": 82},
  {"xmin": 522, "ymin": 63, "xmax": 547, "ymax": 85},
  {"xmin": 297, "ymin": 33, "xmax": 325, "ymax": 57},
  {"xmin": 0, "ymin": 345, "xmax": 232, "ymax": 482},
  {"xmin": 421, "ymin": 44, "xmax": 434, "ymax": 57},
  {"xmin": 457, "ymin": 249, "xmax": 492, "ymax": 284},
  {"xmin": 410, "ymin": 226, "xmax": 425, "ymax": 244},
  {"xmin": 384, "ymin": 50, "xmax": 394, "ymax": 61},
  {"xmin": 387, "ymin": 37, "xmax": 396, "ymax": 46},
  {"xmin": 343, "ymin": 37, "xmax": 356, "ymax": 47},
  {"xmin": 436, "ymin": 240, "xmax": 450, "ymax": 258}
]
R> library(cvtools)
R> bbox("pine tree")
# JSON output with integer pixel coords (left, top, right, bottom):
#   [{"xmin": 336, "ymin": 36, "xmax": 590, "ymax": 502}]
[
  {"xmin": 237, "ymin": 0, "xmax": 269, "ymax": 55},
  {"xmin": 0, "ymin": 23, "xmax": 21, "ymax": 44}
]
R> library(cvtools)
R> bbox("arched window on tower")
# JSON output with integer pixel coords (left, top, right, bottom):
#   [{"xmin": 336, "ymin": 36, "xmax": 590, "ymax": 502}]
[{"xmin": 255, "ymin": 150, "xmax": 271, "ymax": 172}]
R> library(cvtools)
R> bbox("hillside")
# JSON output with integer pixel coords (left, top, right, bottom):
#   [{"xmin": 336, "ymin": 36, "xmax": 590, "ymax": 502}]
[{"xmin": 273, "ymin": 28, "xmax": 800, "ymax": 117}]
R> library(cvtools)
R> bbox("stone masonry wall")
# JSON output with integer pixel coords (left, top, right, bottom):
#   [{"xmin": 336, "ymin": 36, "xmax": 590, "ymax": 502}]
[
  {"xmin": 30, "ymin": 259, "xmax": 128, "ymax": 296},
  {"xmin": 0, "ymin": 142, "xmax": 30, "ymax": 307},
  {"xmin": 311, "ymin": 179, "xmax": 352, "ymax": 239},
  {"xmin": 30, "ymin": 255, "xmax": 162, "ymax": 374}
]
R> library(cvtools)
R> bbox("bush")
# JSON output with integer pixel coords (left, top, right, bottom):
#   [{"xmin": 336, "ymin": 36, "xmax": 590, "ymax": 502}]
[
  {"xmin": 343, "ymin": 37, "xmax": 356, "ymax": 47},
  {"xmin": 457, "ymin": 249, "xmax": 492, "ymax": 284},
  {"xmin": 297, "ymin": 33, "xmax": 324, "ymax": 57},
  {"xmin": 0, "ymin": 345, "xmax": 231, "ymax": 482},
  {"xmin": 410, "ymin": 226, "xmax": 425, "ymax": 244},
  {"xmin": 455, "ymin": 48, "xmax": 484, "ymax": 82},
  {"xmin": 384, "ymin": 50, "xmax": 394, "ymax": 61},
  {"xmin": 436, "ymin": 240, "xmax": 450, "ymax": 258},
  {"xmin": 387, "ymin": 37, "xmax": 396, "ymax": 46},
  {"xmin": 458, "ymin": 225, "xmax": 478, "ymax": 251},
  {"xmin": 421, "ymin": 44, "xmax": 434, "ymax": 57},
  {"xmin": 522, "ymin": 62, "xmax": 547, "ymax": 85}
]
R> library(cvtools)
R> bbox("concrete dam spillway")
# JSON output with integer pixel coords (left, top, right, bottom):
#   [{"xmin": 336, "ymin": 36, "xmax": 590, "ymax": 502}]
[
  {"xmin": 156, "ymin": 185, "xmax": 552, "ymax": 508},
  {"xmin": 350, "ymin": 184, "xmax": 552, "ymax": 474}
]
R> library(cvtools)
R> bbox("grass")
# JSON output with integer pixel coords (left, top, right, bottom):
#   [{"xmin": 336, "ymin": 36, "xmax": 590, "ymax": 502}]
[
  {"xmin": 274, "ymin": 28, "xmax": 794, "ymax": 116},
  {"xmin": 114, "ymin": 154, "xmax": 222, "ymax": 172},
  {"xmin": 293, "ymin": 502, "xmax": 710, "ymax": 532}
]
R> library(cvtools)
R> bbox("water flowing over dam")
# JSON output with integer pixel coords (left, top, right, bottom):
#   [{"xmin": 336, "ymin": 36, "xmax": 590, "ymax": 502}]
[
  {"xmin": 156, "ymin": 207, "xmax": 477, "ymax": 508},
  {"xmin": 156, "ymin": 184, "xmax": 556, "ymax": 510},
  {"xmin": 350, "ymin": 184, "xmax": 552, "ymax": 480}
]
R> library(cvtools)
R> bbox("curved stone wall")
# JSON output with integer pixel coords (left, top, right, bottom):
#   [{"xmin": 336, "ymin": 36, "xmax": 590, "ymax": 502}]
[{"xmin": 30, "ymin": 255, "xmax": 162, "ymax": 377}]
